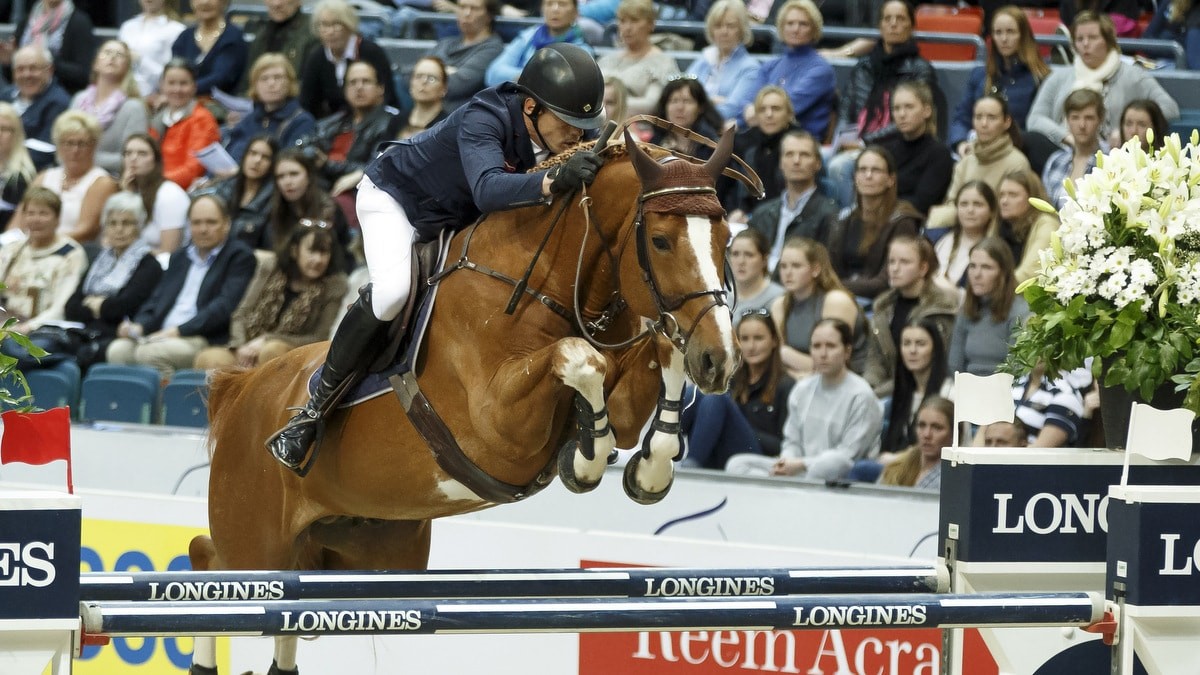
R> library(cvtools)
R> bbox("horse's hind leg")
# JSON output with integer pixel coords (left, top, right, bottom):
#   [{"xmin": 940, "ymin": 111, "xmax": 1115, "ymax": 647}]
[
  {"xmin": 551, "ymin": 337, "xmax": 617, "ymax": 492},
  {"xmin": 269, "ymin": 639, "xmax": 299, "ymax": 675},
  {"xmin": 187, "ymin": 537, "xmax": 219, "ymax": 674}
]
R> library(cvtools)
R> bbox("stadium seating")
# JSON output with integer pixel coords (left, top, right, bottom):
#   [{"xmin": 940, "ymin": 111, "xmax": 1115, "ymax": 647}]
[
  {"xmin": 79, "ymin": 365, "xmax": 162, "ymax": 425},
  {"xmin": 915, "ymin": 5, "xmax": 984, "ymax": 61},
  {"xmin": 161, "ymin": 370, "xmax": 210, "ymax": 429}
]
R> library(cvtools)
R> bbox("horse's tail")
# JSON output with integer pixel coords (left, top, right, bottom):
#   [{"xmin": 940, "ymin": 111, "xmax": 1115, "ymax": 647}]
[{"xmin": 206, "ymin": 366, "xmax": 253, "ymax": 459}]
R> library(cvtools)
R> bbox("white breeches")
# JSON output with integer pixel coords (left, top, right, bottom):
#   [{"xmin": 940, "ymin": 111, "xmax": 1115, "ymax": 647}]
[{"xmin": 356, "ymin": 175, "xmax": 416, "ymax": 321}]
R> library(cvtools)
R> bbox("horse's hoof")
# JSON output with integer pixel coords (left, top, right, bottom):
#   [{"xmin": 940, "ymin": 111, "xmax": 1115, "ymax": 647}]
[
  {"xmin": 267, "ymin": 660, "xmax": 299, "ymax": 675},
  {"xmin": 189, "ymin": 666, "xmax": 218, "ymax": 675},
  {"xmin": 557, "ymin": 441, "xmax": 601, "ymax": 494},
  {"xmin": 622, "ymin": 453, "xmax": 673, "ymax": 505}
]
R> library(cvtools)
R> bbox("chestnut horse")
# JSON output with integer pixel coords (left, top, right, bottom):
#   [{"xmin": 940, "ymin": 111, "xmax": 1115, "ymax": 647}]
[{"xmin": 186, "ymin": 130, "xmax": 741, "ymax": 674}]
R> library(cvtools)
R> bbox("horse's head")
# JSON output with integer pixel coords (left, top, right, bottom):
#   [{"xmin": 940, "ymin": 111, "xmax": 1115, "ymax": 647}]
[{"xmin": 622, "ymin": 128, "xmax": 736, "ymax": 393}]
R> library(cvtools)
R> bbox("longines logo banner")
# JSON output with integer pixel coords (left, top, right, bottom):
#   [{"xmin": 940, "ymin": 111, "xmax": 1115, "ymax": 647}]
[
  {"xmin": 0, "ymin": 506, "xmax": 81, "ymax": 620},
  {"xmin": 939, "ymin": 461, "xmax": 1200, "ymax": 564},
  {"xmin": 1107, "ymin": 497, "xmax": 1200, "ymax": 607}
]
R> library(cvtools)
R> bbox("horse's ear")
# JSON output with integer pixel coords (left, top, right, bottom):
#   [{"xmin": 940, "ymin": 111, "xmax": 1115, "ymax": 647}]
[
  {"xmin": 703, "ymin": 126, "xmax": 735, "ymax": 183},
  {"xmin": 625, "ymin": 127, "xmax": 662, "ymax": 186}
]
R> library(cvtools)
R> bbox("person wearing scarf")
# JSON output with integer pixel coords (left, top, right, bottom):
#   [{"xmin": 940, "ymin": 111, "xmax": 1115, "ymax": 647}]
[
  {"xmin": 7, "ymin": 0, "xmax": 95, "ymax": 94},
  {"xmin": 485, "ymin": 0, "xmax": 593, "ymax": 86},
  {"xmin": 70, "ymin": 40, "xmax": 149, "ymax": 175},
  {"xmin": 1025, "ymin": 10, "xmax": 1179, "ymax": 172}
]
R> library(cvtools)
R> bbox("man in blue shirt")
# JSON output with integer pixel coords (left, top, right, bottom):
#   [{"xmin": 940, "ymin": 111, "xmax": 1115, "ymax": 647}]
[{"xmin": 268, "ymin": 43, "xmax": 606, "ymax": 473}]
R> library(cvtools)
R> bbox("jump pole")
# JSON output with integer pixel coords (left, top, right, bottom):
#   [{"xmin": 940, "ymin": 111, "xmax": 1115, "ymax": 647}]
[
  {"xmin": 80, "ymin": 591, "xmax": 1104, "ymax": 638},
  {"xmin": 80, "ymin": 565, "xmax": 949, "ymax": 602}
]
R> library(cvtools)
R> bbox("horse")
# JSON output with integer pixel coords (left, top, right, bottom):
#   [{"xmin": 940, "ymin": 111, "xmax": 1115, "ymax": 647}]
[{"xmin": 186, "ymin": 129, "xmax": 744, "ymax": 674}]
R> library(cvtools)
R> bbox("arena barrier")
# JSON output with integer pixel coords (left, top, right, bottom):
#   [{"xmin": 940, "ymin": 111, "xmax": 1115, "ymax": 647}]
[
  {"xmin": 79, "ymin": 591, "xmax": 1103, "ymax": 637},
  {"xmin": 79, "ymin": 565, "xmax": 948, "ymax": 602}
]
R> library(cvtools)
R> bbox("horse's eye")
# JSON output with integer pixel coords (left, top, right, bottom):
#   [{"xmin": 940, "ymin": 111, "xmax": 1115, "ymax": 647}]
[{"xmin": 651, "ymin": 235, "xmax": 671, "ymax": 251}]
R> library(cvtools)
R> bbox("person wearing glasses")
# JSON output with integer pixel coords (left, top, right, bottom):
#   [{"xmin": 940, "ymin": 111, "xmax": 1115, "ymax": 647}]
[
  {"xmin": 193, "ymin": 221, "xmax": 349, "ymax": 370},
  {"xmin": 267, "ymin": 43, "xmax": 606, "ymax": 473},
  {"xmin": 0, "ymin": 0, "xmax": 96, "ymax": 94},
  {"xmin": 397, "ymin": 57, "xmax": 450, "ymax": 141},
  {"xmin": 2, "ymin": 46, "xmax": 70, "ymax": 171},
  {"xmin": 299, "ymin": 0, "xmax": 400, "ymax": 119}
]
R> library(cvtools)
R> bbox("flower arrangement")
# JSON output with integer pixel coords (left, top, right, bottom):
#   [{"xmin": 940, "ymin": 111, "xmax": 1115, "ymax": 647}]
[{"xmin": 1005, "ymin": 131, "xmax": 1200, "ymax": 413}]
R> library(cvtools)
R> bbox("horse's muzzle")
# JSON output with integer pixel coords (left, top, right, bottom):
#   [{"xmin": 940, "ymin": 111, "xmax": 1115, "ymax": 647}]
[{"xmin": 687, "ymin": 346, "xmax": 733, "ymax": 394}]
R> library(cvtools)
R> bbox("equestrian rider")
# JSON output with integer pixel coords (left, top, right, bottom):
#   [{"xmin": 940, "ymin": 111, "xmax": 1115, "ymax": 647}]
[{"xmin": 267, "ymin": 43, "xmax": 607, "ymax": 472}]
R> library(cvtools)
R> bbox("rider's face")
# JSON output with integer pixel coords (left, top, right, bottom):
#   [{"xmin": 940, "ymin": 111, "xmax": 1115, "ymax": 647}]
[{"xmin": 524, "ymin": 98, "xmax": 583, "ymax": 154}]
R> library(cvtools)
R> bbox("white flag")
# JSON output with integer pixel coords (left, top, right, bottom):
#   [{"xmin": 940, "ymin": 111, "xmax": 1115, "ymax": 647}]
[
  {"xmin": 953, "ymin": 372, "xmax": 1016, "ymax": 427},
  {"xmin": 1122, "ymin": 403, "xmax": 1194, "ymax": 486}
]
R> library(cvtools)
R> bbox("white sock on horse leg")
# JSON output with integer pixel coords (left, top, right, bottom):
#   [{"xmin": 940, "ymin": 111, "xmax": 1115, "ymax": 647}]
[
  {"xmin": 554, "ymin": 338, "xmax": 613, "ymax": 485},
  {"xmin": 274, "ymin": 636, "xmax": 299, "ymax": 671},
  {"xmin": 192, "ymin": 636, "xmax": 217, "ymax": 668},
  {"xmin": 636, "ymin": 349, "xmax": 686, "ymax": 493}
]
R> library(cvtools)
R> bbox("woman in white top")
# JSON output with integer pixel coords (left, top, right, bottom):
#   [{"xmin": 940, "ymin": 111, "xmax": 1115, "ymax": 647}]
[
  {"xmin": 10, "ymin": 111, "xmax": 118, "ymax": 243},
  {"xmin": 0, "ymin": 187, "xmax": 87, "ymax": 333},
  {"xmin": 120, "ymin": 133, "xmax": 188, "ymax": 255},
  {"xmin": 934, "ymin": 181, "xmax": 999, "ymax": 289},
  {"xmin": 597, "ymin": 0, "xmax": 679, "ymax": 117},
  {"xmin": 70, "ymin": 40, "xmax": 149, "ymax": 175},
  {"xmin": 118, "ymin": 0, "xmax": 186, "ymax": 99}
]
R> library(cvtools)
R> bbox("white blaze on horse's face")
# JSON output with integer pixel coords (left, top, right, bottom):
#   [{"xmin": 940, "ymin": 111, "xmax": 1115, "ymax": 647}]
[{"xmin": 680, "ymin": 214, "xmax": 736, "ymax": 391}]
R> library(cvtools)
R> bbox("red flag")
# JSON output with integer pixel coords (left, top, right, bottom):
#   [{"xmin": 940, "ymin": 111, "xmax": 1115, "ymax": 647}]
[{"xmin": 1, "ymin": 407, "xmax": 72, "ymax": 493}]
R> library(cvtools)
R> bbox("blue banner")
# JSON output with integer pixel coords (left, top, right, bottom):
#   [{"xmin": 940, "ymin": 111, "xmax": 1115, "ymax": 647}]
[{"xmin": 0, "ymin": 506, "xmax": 81, "ymax": 620}]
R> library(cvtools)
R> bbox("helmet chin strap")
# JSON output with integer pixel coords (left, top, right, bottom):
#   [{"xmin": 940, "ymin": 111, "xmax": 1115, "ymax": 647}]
[{"xmin": 524, "ymin": 104, "xmax": 556, "ymax": 156}]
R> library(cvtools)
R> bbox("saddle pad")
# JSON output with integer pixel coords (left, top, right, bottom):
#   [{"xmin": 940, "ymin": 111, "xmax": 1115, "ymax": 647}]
[{"xmin": 307, "ymin": 235, "xmax": 452, "ymax": 409}]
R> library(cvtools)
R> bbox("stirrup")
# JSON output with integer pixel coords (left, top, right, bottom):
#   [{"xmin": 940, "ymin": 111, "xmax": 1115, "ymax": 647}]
[{"xmin": 266, "ymin": 409, "xmax": 324, "ymax": 477}]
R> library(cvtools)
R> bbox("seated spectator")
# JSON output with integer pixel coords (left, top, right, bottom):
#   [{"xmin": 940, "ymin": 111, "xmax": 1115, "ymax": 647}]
[
  {"xmin": 269, "ymin": 149, "xmax": 354, "ymax": 261},
  {"xmin": 0, "ymin": 187, "xmax": 86, "ymax": 332},
  {"xmin": 769, "ymin": 237, "xmax": 860, "ymax": 379},
  {"xmin": 120, "ymin": 133, "xmax": 188, "ymax": 255},
  {"xmin": 1042, "ymin": 89, "xmax": 1109, "ymax": 210},
  {"xmin": 649, "ymin": 78, "xmax": 723, "ymax": 159},
  {"xmin": 0, "ymin": 103, "xmax": 36, "ymax": 230},
  {"xmin": 930, "ymin": 94, "xmax": 1031, "ymax": 229},
  {"xmin": 603, "ymin": 75, "xmax": 629, "ymax": 125},
  {"xmin": 727, "ymin": 318, "xmax": 882, "ymax": 480},
  {"xmin": 170, "ymin": 0, "xmax": 247, "ymax": 100},
  {"xmin": 740, "ymin": 0, "xmax": 834, "ymax": 139},
  {"xmin": 686, "ymin": 0, "xmax": 761, "ymax": 122},
  {"xmin": 1013, "ymin": 362, "xmax": 1091, "ymax": 447},
  {"xmin": 997, "ymin": 169, "xmax": 1058, "ymax": 283},
  {"xmin": 223, "ymin": 53, "xmax": 315, "ymax": 163},
  {"xmin": 879, "ymin": 80, "xmax": 952, "ymax": 215},
  {"xmin": 746, "ymin": 129, "xmax": 838, "ymax": 268},
  {"xmin": 193, "ymin": 223, "xmax": 349, "ymax": 369},
  {"xmin": 244, "ymin": 0, "xmax": 317, "ymax": 81},
  {"xmin": 982, "ymin": 418, "xmax": 1029, "ymax": 447},
  {"xmin": 598, "ymin": 0, "xmax": 678, "ymax": 118},
  {"xmin": 303, "ymin": 61, "xmax": 400, "ymax": 197},
  {"xmin": 428, "ymin": 0, "xmax": 504, "ymax": 111},
  {"xmin": 1119, "ymin": 99, "xmax": 1169, "ymax": 152},
  {"xmin": 396, "ymin": 57, "xmax": 450, "ymax": 140},
  {"xmin": 149, "ymin": 59, "xmax": 220, "ymax": 190},
  {"xmin": 729, "ymin": 229, "xmax": 784, "ymax": 320},
  {"xmin": 934, "ymin": 181, "xmax": 1000, "ymax": 288},
  {"xmin": 863, "ymin": 236, "xmax": 957, "ymax": 397},
  {"xmin": 682, "ymin": 310, "xmax": 796, "ymax": 470},
  {"xmin": 725, "ymin": 86, "xmax": 797, "ymax": 219},
  {"xmin": 196, "ymin": 135, "xmax": 277, "ymax": 250},
  {"xmin": 71, "ymin": 40, "xmax": 149, "ymax": 175},
  {"xmin": 63, "ymin": 192, "xmax": 164, "ymax": 371},
  {"xmin": 3, "ymin": 46, "xmax": 70, "ymax": 170},
  {"xmin": 947, "ymin": 237, "xmax": 1029, "ymax": 377},
  {"xmin": 1025, "ymin": 12, "xmax": 1178, "ymax": 172},
  {"xmin": 826, "ymin": 145, "xmax": 923, "ymax": 299},
  {"xmin": 13, "ymin": 110, "xmax": 118, "ymax": 243},
  {"xmin": 299, "ymin": 0, "xmax": 400, "ymax": 119},
  {"xmin": 1143, "ymin": 0, "xmax": 1200, "ymax": 70},
  {"xmin": 485, "ymin": 0, "xmax": 593, "ymax": 86},
  {"xmin": 2, "ymin": 0, "xmax": 95, "ymax": 94},
  {"xmin": 118, "ymin": 0, "xmax": 186, "ymax": 100},
  {"xmin": 883, "ymin": 318, "xmax": 951, "ymax": 453},
  {"xmin": 107, "ymin": 193, "xmax": 256, "ymax": 378},
  {"xmin": 878, "ymin": 396, "xmax": 953, "ymax": 488},
  {"xmin": 948, "ymin": 6, "xmax": 1049, "ymax": 154}
]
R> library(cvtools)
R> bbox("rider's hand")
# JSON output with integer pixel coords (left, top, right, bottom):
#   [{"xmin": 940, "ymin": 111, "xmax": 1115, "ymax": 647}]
[{"xmin": 548, "ymin": 151, "xmax": 603, "ymax": 195}]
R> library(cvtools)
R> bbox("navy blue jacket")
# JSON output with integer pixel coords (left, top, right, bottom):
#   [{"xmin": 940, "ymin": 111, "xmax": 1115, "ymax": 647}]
[
  {"xmin": 223, "ymin": 98, "xmax": 315, "ymax": 162},
  {"xmin": 365, "ymin": 83, "xmax": 549, "ymax": 241},
  {"xmin": 134, "ymin": 239, "xmax": 257, "ymax": 344},
  {"xmin": 172, "ymin": 21, "xmax": 249, "ymax": 97},
  {"xmin": 4, "ymin": 81, "xmax": 69, "ymax": 170},
  {"xmin": 948, "ymin": 60, "xmax": 1041, "ymax": 149}
]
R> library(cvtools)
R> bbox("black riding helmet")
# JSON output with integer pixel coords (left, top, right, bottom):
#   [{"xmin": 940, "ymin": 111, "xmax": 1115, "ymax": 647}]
[{"xmin": 516, "ymin": 43, "xmax": 605, "ymax": 130}]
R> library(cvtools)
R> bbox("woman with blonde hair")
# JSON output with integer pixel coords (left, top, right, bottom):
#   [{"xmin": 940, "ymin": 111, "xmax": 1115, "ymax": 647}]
[
  {"xmin": 878, "ymin": 396, "xmax": 953, "ymax": 488},
  {"xmin": 997, "ymin": 169, "xmax": 1058, "ymax": 283},
  {"xmin": 0, "ymin": 104, "xmax": 36, "ymax": 230},
  {"xmin": 741, "ymin": 0, "xmax": 834, "ymax": 136},
  {"xmin": 686, "ymin": 0, "xmax": 761, "ymax": 121},
  {"xmin": 299, "ymin": 0, "xmax": 400, "ymax": 118},
  {"xmin": 880, "ymin": 80, "xmax": 952, "ymax": 215},
  {"xmin": 599, "ymin": 0, "xmax": 679, "ymax": 117},
  {"xmin": 223, "ymin": 53, "xmax": 315, "ymax": 163},
  {"xmin": 11, "ymin": 111, "xmax": 118, "ymax": 243},
  {"xmin": 71, "ymin": 40, "xmax": 149, "ymax": 175}
]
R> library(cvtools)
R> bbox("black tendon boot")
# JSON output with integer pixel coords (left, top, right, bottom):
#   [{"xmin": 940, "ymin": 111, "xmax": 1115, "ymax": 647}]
[{"xmin": 266, "ymin": 288, "xmax": 389, "ymax": 473}]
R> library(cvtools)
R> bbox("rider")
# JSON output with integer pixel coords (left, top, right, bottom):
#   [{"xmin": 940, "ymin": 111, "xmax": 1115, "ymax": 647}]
[{"xmin": 267, "ymin": 43, "xmax": 607, "ymax": 473}]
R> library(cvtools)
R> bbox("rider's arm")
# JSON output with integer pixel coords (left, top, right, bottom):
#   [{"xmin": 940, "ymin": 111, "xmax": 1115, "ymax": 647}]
[{"xmin": 458, "ymin": 99, "xmax": 550, "ymax": 211}]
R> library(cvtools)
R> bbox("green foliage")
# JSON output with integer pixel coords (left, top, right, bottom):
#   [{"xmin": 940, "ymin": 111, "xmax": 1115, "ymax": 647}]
[{"xmin": 0, "ymin": 316, "xmax": 47, "ymax": 412}]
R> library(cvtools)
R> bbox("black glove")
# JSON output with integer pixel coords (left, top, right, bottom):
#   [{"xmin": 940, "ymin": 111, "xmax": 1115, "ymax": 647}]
[{"xmin": 549, "ymin": 151, "xmax": 603, "ymax": 195}]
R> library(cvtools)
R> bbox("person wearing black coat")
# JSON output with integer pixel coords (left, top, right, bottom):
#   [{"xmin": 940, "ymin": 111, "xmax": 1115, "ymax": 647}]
[
  {"xmin": 5, "ymin": 1, "xmax": 96, "ymax": 94},
  {"xmin": 297, "ymin": 14, "xmax": 399, "ymax": 120}
]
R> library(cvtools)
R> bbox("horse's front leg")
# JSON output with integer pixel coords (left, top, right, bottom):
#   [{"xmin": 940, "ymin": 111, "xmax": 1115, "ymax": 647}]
[
  {"xmin": 550, "ymin": 337, "xmax": 617, "ymax": 493},
  {"xmin": 623, "ymin": 344, "xmax": 686, "ymax": 505}
]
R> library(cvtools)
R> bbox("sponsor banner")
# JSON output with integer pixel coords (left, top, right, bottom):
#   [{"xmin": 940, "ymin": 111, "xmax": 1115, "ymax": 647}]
[
  {"xmin": 1107, "ymin": 493, "xmax": 1200, "ymax": 607},
  {"xmin": 0, "ymin": 502, "xmax": 79, "ymax": 620},
  {"xmin": 77, "ymin": 518, "xmax": 228, "ymax": 674}
]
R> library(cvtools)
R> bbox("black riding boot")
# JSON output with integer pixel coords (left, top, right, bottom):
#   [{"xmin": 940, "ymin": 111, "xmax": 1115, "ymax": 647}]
[{"xmin": 266, "ymin": 289, "xmax": 388, "ymax": 473}]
